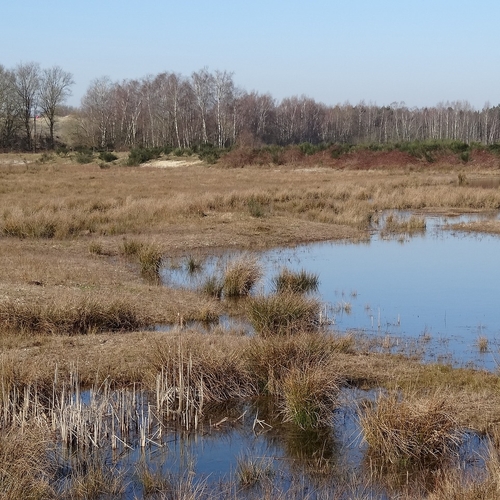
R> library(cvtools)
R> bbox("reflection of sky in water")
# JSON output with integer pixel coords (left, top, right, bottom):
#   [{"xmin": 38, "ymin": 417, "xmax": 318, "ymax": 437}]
[{"xmin": 161, "ymin": 213, "xmax": 500, "ymax": 370}]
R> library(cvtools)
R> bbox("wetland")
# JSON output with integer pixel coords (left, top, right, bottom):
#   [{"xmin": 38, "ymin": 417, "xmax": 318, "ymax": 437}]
[{"xmin": 1, "ymin": 152, "xmax": 500, "ymax": 499}]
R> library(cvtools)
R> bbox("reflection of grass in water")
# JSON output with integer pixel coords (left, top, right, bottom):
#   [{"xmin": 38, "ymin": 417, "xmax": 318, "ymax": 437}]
[
  {"xmin": 186, "ymin": 254, "xmax": 203, "ymax": 274},
  {"xmin": 61, "ymin": 451, "xmax": 126, "ymax": 499}
]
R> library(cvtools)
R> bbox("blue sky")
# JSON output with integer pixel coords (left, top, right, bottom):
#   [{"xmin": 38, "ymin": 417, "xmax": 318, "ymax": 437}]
[{"xmin": 2, "ymin": 0, "xmax": 499, "ymax": 109}]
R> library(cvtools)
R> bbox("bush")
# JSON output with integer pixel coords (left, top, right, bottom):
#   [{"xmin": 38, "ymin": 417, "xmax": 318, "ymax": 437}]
[
  {"xmin": 127, "ymin": 147, "xmax": 162, "ymax": 166},
  {"xmin": 98, "ymin": 151, "xmax": 118, "ymax": 162},
  {"xmin": 75, "ymin": 150, "xmax": 94, "ymax": 164}
]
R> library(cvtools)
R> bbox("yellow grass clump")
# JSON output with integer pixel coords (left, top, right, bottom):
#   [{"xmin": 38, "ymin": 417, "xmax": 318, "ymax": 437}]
[{"xmin": 359, "ymin": 391, "xmax": 463, "ymax": 465}]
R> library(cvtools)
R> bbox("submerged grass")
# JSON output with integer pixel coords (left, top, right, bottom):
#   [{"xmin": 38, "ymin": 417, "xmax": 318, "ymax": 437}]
[{"xmin": 236, "ymin": 454, "xmax": 275, "ymax": 487}]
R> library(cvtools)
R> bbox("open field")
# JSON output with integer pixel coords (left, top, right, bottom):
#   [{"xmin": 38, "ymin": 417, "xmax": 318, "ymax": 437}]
[{"xmin": 1, "ymin": 151, "xmax": 500, "ymax": 498}]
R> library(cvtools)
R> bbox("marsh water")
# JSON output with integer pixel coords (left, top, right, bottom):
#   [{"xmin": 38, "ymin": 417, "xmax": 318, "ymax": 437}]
[{"xmin": 162, "ymin": 212, "xmax": 500, "ymax": 371}]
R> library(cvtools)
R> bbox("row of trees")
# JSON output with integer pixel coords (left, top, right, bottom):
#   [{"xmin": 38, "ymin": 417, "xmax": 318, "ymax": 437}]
[
  {"xmin": 0, "ymin": 62, "xmax": 74, "ymax": 150},
  {"xmin": 76, "ymin": 70, "xmax": 500, "ymax": 150},
  {"xmin": 2, "ymin": 62, "xmax": 500, "ymax": 151}
]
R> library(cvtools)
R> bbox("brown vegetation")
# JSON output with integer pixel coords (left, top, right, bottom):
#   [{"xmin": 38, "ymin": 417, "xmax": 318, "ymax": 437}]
[{"xmin": 1, "ymin": 153, "xmax": 500, "ymax": 497}]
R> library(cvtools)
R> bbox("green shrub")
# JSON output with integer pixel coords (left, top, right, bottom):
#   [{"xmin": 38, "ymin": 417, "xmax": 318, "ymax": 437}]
[
  {"xmin": 75, "ymin": 150, "xmax": 94, "ymax": 164},
  {"xmin": 98, "ymin": 151, "xmax": 118, "ymax": 162},
  {"xmin": 127, "ymin": 147, "xmax": 162, "ymax": 166}
]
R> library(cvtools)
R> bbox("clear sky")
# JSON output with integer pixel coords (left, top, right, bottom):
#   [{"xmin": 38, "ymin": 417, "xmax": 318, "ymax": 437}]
[{"xmin": 2, "ymin": 0, "xmax": 499, "ymax": 109}]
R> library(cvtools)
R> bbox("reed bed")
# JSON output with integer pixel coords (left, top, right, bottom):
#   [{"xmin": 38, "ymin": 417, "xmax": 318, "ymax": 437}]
[
  {"xmin": 272, "ymin": 267, "xmax": 319, "ymax": 294},
  {"xmin": 247, "ymin": 292, "xmax": 321, "ymax": 337},
  {"xmin": 359, "ymin": 391, "xmax": 463, "ymax": 465}
]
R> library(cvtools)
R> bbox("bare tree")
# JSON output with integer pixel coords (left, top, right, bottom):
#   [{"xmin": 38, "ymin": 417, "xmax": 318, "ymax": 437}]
[
  {"xmin": 13, "ymin": 62, "xmax": 40, "ymax": 150},
  {"xmin": 39, "ymin": 66, "xmax": 74, "ymax": 149},
  {"xmin": 0, "ymin": 65, "xmax": 21, "ymax": 148},
  {"xmin": 80, "ymin": 77, "xmax": 115, "ymax": 149},
  {"xmin": 191, "ymin": 68, "xmax": 214, "ymax": 144},
  {"xmin": 213, "ymin": 70, "xmax": 235, "ymax": 147}
]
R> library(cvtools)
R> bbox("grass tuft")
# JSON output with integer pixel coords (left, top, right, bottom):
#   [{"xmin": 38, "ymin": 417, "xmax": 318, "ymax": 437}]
[
  {"xmin": 245, "ymin": 332, "xmax": 352, "ymax": 396},
  {"xmin": 236, "ymin": 454, "xmax": 274, "ymax": 487},
  {"xmin": 186, "ymin": 255, "xmax": 202, "ymax": 274},
  {"xmin": 247, "ymin": 293, "xmax": 321, "ymax": 337},
  {"xmin": 120, "ymin": 239, "xmax": 163, "ymax": 279},
  {"xmin": 477, "ymin": 336, "xmax": 489, "ymax": 353},
  {"xmin": 381, "ymin": 213, "xmax": 426, "ymax": 236},
  {"xmin": 200, "ymin": 274, "xmax": 224, "ymax": 299},
  {"xmin": 222, "ymin": 256, "xmax": 262, "ymax": 298},
  {"xmin": 359, "ymin": 391, "xmax": 463, "ymax": 465},
  {"xmin": 281, "ymin": 365, "xmax": 342, "ymax": 429},
  {"xmin": 272, "ymin": 267, "xmax": 319, "ymax": 294}
]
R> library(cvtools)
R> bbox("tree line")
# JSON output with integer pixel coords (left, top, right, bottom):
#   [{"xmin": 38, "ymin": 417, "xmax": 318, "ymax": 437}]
[{"xmin": 2, "ymin": 62, "xmax": 500, "ymax": 152}]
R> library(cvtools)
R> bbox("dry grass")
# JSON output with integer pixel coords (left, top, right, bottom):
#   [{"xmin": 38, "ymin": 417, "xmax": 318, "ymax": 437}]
[
  {"xmin": 2, "ymin": 155, "xmax": 500, "ymax": 494},
  {"xmin": 60, "ymin": 452, "xmax": 126, "ymax": 499},
  {"xmin": 236, "ymin": 454, "xmax": 275, "ymax": 487},
  {"xmin": 247, "ymin": 292, "xmax": 321, "ymax": 337},
  {"xmin": 245, "ymin": 332, "xmax": 351, "ymax": 397},
  {"xmin": 281, "ymin": 365, "xmax": 342, "ymax": 429},
  {"xmin": 0, "ymin": 295, "xmax": 149, "ymax": 335},
  {"xmin": 272, "ymin": 267, "xmax": 319, "ymax": 294},
  {"xmin": 222, "ymin": 255, "xmax": 262, "ymax": 298},
  {"xmin": 0, "ymin": 426, "xmax": 56, "ymax": 500},
  {"xmin": 381, "ymin": 213, "xmax": 426, "ymax": 236},
  {"xmin": 427, "ymin": 443, "xmax": 500, "ymax": 500},
  {"xmin": 359, "ymin": 391, "xmax": 463, "ymax": 465}
]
